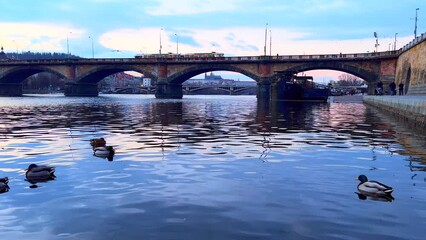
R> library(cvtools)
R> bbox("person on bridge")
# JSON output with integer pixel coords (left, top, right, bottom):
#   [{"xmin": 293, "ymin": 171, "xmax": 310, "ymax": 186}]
[
  {"xmin": 398, "ymin": 83, "xmax": 404, "ymax": 95},
  {"xmin": 376, "ymin": 80, "xmax": 383, "ymax": 95},
  {"xmin": 389, "ymin": 81, "xmax": 396, "ymax": 95}
]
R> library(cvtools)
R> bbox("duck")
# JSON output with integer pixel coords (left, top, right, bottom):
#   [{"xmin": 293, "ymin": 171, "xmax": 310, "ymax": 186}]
[
  {"xmin": 0, "ymin": 177, "xmax": 9, "ymax": 193},
  {"xmin": 25, "ymin": 164, "xmax": 56, "ymax": 183},
  {"xmin": 90, "ymin": 138, "xmax": 106, "ymax": 148},
  {"xmin": 356, "ymin": 175, "xmax": 393, "ymax": 196},
  {"xmin": 93, "ymin": 146, "xmax": 115, "ymax": 161}
]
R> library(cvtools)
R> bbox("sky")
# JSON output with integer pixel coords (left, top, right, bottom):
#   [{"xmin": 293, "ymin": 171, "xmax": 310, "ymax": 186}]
[{"xmin": 1, "ymin": 0, "xmax": 425, "ymax": 81}]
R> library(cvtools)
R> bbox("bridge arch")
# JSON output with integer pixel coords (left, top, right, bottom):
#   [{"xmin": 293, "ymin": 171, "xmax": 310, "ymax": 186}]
[
  {"xmin": 0, "ymin": 66, "xmax": 67, "ymax": 84},
  {"xmin": 75, "ymin": 65, "xmax": 156, "ymax": 84},
  {"xmin": 282, "ymin": 62, "xmax": 378, "ymax": 83},
  {"xmin": 167, "ymin": 64, "xmax": 260, "ymax": 84}
]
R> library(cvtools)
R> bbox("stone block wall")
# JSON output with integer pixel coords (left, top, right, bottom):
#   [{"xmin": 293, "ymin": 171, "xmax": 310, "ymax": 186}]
[{"xmin": 395, "ymin": 33, "xmax": 426, "ymax": 95}]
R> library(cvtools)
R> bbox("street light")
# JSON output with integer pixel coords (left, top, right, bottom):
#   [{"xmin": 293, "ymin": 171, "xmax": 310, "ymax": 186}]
[
  {"xmin": 67, "ymin": 31, "xmax": 72, "ymax": 57},
  {"xmin": 264, "ymin": 23, "xmax": 268, "ymax": 56},
  {"xmin": 414, "ymin": 8, "xmax": 420, "ymax": 38},
  {"xmin": 12, "ymin": 40, "xmax": 18, "ymax": 59},
  {"xmin": 175, "ymin": 33, "xmax": 179, "ymax": 55},
  {"xmin": 88, "ymin": 36, "xmax": 94, "ymax": 58},
  {"xmin": 373, "ymin": 32, "xmax": 379, "ymax": 52},
  {"xmin": 269, "ymin": 30, "xmax": 272, "ymax": 56},
  {"xmin": 159, "ymin": 28, "xmax": 163, "ymax": 54},
  {"xmin": 394, "ymin": 33, "xmax": 398, "ymax": 51}
]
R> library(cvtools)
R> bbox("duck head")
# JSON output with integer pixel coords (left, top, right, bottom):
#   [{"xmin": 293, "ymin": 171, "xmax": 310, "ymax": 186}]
[
  {"xmin": 357, "ymin": 175, "xmax": 368, "ymax": 183},
  {"xmin": 27, "ymin": 164, "xmax": 38, "ymax": 172}
]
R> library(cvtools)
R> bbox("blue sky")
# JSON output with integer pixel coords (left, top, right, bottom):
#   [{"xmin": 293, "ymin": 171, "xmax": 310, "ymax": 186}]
[{"xmin": 1, "ymin": 0, "xmax": 425, "ymax": 80}]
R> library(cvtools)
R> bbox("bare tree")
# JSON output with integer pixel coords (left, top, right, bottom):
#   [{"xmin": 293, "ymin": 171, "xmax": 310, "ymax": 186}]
[{"xmin": 334, "ymin": 74, "xmax": 364, "ymax": 86}]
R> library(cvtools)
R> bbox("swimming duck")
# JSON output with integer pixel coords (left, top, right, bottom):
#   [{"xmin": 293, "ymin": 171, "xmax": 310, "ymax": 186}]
[
  {"xmin": 0, "ymin": 177, "xmax": 9, "ymax": 193},
  {"xmin": 93, "ymin": 146, "xmax": 115, "ymax": 161},
  {"xmin": 90, "ymin": 138, "xmax": 106, "ymax": 148},
  {"xmin": 26, "ymin": 164, "xmax": 56, "ymax": 183},
  {"xmin": 356, "ymin": 175, "xmax": 393, "ymax": 196}
]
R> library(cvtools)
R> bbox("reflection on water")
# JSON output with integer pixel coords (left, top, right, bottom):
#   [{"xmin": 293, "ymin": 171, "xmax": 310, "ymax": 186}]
[{"xmin": 0, "ymin": 94, "xmax": 425, "ymax": 240}]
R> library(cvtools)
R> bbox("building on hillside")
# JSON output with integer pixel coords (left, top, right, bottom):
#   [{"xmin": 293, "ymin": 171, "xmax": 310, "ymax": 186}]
[
  {"xmin": 100, "ymin": 72, "xmax": 142, "ymax": 91},
  {"xmin": 142, "ymin": 78, "xmax": 152, "ymax": 87},
  {"xmin": 0, "ymin": 47, "xmax": 9, "ymax": 61}
]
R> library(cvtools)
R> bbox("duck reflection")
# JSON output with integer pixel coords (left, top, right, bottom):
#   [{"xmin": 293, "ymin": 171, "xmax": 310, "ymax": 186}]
[
  {"xmin": 0, "ymin": 177, "xmax": 10, "ymax": 193},
  {"xmin": 355, "ymin": 192, "xmax": 395, "ymax": 202},
  {"xmin": 25, "ymin": 164, "xmax": 56, "ymax": 187}
]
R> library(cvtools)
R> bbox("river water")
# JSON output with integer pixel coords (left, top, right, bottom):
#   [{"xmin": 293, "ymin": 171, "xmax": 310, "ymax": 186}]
[{"xmin": 0, "ymin": 94, "xmax": 425, "ymax": 240}]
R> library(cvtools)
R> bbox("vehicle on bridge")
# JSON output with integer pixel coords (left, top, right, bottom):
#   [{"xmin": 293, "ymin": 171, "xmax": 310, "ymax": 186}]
[{"xmin": 135, "ymin": 52, "xmax": 225, "ymax": 60}]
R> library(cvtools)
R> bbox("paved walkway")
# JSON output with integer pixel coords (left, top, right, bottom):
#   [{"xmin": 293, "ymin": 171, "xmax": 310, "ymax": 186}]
[{"xmin": 363, "ymin": 95, "xmax": 426, "ymax": 126}]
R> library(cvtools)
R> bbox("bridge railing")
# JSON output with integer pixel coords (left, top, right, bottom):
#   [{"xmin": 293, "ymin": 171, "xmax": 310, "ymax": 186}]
[
  {"xmin": 402, "ymin": 32, "xmax": 426, "ymax": 52},
  {"xmin": 2, "ymin": 50, "xmax": 400, "ymax": 64}
]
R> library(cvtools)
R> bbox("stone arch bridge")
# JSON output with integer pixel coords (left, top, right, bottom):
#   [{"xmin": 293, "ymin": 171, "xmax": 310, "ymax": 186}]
[{"xmin": 0, "ymin": 51, "xmax": 398, "ymax": 99}]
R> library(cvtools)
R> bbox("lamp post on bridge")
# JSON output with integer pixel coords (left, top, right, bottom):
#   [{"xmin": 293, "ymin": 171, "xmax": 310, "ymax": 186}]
[
  {"xmin": 269, "ymin": 30, "xmax": 272, "ymax": 56},
  {"xmin": 394, "ymin": 33, "xmax": 398, "ymax": 51},
  {"xmin": 373, "ymin": 32, "xmax": 379, "ymax": 52},
  {"xmin": 159, "ymin": 28, "xmax": 163, "ymax": 55},
  {"xmin": 12, "ymin": 40, "xmax": 18, "ymax": 59},
  {"xmin": 414, "ymin": 8, "xmax": 420, "ymax": 38},
  {"xmin": 88, "ymin": 36, "xmax": 94, "ymax": 58},
  {"xmin": 175, "ymin": 33, "xmax": 179, "ymax": 55},
  {"xmin": 264, "ymin": 23, "xmax": 268, "ymax": 56},
  {"xmin": 67, "ymin": 31, "xmax": 72, "ymax": 57}
]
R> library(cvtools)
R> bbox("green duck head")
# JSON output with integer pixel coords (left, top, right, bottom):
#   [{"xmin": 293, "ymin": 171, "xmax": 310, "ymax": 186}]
[{"xmin": 357, "ymin": 175, "xmax": 368, "ymax": 183}]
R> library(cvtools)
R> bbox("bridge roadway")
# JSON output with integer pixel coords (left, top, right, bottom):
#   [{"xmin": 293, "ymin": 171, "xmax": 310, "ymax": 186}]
[{"xmin": 0, "ymin": 50, "xmax": 399, "ymax": 99}]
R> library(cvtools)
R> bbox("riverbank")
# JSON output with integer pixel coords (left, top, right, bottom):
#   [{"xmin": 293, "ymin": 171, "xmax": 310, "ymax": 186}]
[{"xmin": 363, "ymin": 95, "xmax": 426, "ymax": 127}]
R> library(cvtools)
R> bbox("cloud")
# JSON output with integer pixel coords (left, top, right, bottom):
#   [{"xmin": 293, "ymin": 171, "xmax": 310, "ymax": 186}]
[
  {"xmin": 145, "ymin": 0, "xmax": 244, "ymax": 15},
  {"xmin": 98, "ymin": 26, "xmax": 413, "ymax": 57},
  {"xmin": 0, "ymin": 22, "xmax": 85, "ymax": 52},
  {"xmin": 99, "ymin": 27, "xmax": 311, "ymax": 56}
]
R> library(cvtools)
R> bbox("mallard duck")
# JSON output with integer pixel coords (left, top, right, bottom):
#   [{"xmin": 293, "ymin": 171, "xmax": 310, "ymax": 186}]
[
  {"xmin": 356, "ymin": 175, "xmax": 393, "ymax": 195},
  {"xmin": 26, "ymin": 164, "xmax": 56, "ymax": 183},
  {"xmin": 94, "ymin": 146, "xmax": 115, "ymax": 161},
  {"xmin": 0, "ymin": 177, "xmax": 9, "ymax": 193},
  {"xmin": 90, "ymin": 138, "xmax": 106, "ymax": 148}
]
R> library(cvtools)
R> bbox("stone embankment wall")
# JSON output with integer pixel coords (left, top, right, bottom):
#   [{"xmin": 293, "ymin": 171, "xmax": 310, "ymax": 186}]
[
  {"xmin": 395, "ymin": 33, "xmax": 426, "ymax": 95},
  {"xmin": 363, "ymin": 96, "xmax": 426, "ymax": 127}
]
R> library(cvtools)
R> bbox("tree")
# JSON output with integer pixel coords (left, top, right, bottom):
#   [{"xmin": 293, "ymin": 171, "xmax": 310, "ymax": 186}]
[{"xmin": 333, "ymin": 74, "xmax": 364, "ymax": 86}]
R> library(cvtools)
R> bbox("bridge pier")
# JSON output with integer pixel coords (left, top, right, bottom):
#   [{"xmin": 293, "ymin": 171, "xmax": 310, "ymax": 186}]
[
  {"xmin": 271, "ymin": 81, "xmax": 287, "ymax": 100},
  {"xmin": 64, "ymin": 83, "xmax": 99, "ymax": 97},
  {"xmin": 256, "ymin": 81, "xmax": 271, "ymax": 100},
  {"xmin": 0, "ymin": 83, "xmax": 23, "ymax": 96},
  {"xmin": 155, "ymin": 81, "xmax": 183, "ymax": 99}
]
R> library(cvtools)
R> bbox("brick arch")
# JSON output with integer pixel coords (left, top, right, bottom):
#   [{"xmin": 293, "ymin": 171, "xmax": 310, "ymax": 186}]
[
  {"xmin": 282, "ymin": 62, "xmax": 378, "ymax": 83},
  {"xmin": 75, "ymin": 65, "xmax": 156, "ymax": 84},
  {"xmin": 167, "ymin": 64, "xmax": 261, "ymax": 84},
  {"xmin": 0, "ymin": 66, "xmax": 67, "ymax": 84}
]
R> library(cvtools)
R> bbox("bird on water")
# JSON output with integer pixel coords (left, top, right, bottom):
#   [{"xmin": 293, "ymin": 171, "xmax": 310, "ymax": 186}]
[
  {"xmin": 25, "ymin": 164, "xmax": 56, "ymax": 183},
  {"xmin": 355, "ymin": 174, "xmax": 394, "ymax": 202},
  {"xmin": 0, "ymin": 177, "xmax": 9, "ymax": 193}
]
